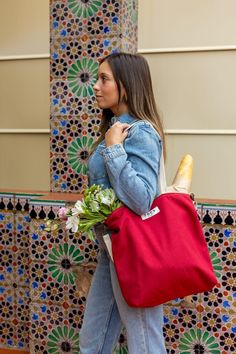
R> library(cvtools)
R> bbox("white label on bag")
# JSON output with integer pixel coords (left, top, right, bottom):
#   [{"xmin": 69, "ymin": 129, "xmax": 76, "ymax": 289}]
[{"xmin": 141, "ymin": 206, "xmax": 160, "ymax": 220}]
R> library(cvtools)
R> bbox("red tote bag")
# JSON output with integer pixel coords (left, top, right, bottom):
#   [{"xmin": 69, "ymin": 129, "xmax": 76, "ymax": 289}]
[
  {"xmin": 104, "ymin": 122, "xmax": 218, "ymax": 307},
  {"xmin": 105, "ymin": 192, "xmax": 217, "ymax": 307}
]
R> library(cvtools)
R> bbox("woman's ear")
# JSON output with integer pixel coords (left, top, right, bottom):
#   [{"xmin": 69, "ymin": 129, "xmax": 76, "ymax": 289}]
[
  {"xmin": 121, "ymin": 95, "xmax": 127, "ymax": 104},
  {"xmin": 121, "ymin": 87, "xmax": 128, "ymax": 103}
]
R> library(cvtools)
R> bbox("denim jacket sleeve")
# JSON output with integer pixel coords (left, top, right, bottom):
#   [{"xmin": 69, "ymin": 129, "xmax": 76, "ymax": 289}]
[{"xmin": 100, "ymin": 121, "xmax": 162, "ymax": 215}]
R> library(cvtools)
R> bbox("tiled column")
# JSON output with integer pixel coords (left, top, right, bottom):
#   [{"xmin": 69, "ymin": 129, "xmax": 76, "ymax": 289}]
[
  {"xmin": 28, "ymin": 1, "xmax": 139, "ymax": 352},
  {"xmin": 50, "ymin": 0, "xmax": 138, "ymax": 193}
]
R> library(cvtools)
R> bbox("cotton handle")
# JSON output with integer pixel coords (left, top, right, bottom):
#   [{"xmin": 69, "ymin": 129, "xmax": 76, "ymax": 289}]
[
  {"xmin": 159, "ymin": 148, "xmax": 167, "ymax": 193},
  {"xmin": 126, "ymin": 120, "xmax": 167, "ymax": 194}
]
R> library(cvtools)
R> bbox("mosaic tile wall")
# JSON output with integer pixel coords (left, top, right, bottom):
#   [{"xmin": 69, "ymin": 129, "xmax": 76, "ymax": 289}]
[
  {"xmin": 50, "ymin": 0, "xmax": 138, "ymax": 193},
  {"xmin": 0, "ymin": 195, "xmax": 235, "ymax": 353},
  {"xmin": 0, "ymin": 192, "xmax": 42, "ymax": 350}
]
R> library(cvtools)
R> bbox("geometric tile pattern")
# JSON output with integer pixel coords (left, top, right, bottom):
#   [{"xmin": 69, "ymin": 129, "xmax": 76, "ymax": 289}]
[
  {"xmin": 202, "ymin": 204, "xmax": 236, "ymax": 226},
  {"xmin": 28, "ymin": 195, "xmax": 100, "ymax": 353},
  {"xmin": 48, "ymin": 2, "xmax": 138, "ymax": 351},
  {"xmin": 163, "ymin": 201, "xmax": 236, "ymax": 354},
  {"xmin": 0, "ymin": 192, "xmax": 42, "ymax": 351},
  {"xmin": 1, "ymin": 194, "xmax": 236, "ymax": 352},
  {"xmin": 50, "ymin": 0, "xmax": 138, "ymax": 193}
]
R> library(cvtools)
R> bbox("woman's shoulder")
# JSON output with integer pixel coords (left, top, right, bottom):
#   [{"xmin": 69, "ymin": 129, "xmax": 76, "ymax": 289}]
[{"xmin": 128, "ymin": 119, "xmax": 162, "ymax": 143}]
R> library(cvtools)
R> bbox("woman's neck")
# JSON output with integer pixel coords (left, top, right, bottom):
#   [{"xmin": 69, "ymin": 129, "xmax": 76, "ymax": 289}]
[{"xmin": 112, "ymin": 103, "xmax": 129, "ymax": 117}]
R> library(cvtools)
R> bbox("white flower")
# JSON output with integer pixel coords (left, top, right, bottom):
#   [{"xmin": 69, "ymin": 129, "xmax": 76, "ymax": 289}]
[
  {"xmin": 72, "ymin": 200, "xmax": 84, "ymax": 215},
  {"xmin": 66, "ymin": 216, "xmax": 79, "ymax": 233},
  {"xmin": 63, "ymin": 185, "xmax": 121, "ymax": 239},
  {"xmin": 100, "ymin": 196, "xmax": 111, "ymax": 206},
  {"xmin": 90, "ymin": 200, "xmax": 100, "ymax": 212},
  {"xmin": 97, "ymin": 189, "xmax": 114, "ymax": 206},
  {"xmin": 107, "ymin": 189, "xmax": 116, "ymax": 204},
  {"xmin": 71, "ymin": 207, "xmax": 80, "ymax": 216}
]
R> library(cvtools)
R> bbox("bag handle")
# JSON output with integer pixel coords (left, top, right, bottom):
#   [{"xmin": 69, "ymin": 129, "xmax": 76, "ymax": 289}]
[
  {"xmin": 159, "ymin": 148, "xmax": 167, "ymax": 194},
  {"xmin": 126, "ymin": 120, "xmax": 167, "ymax": 194}
]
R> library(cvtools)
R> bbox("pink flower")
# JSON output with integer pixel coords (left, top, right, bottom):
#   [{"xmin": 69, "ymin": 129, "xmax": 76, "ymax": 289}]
[
  {"xmin": 58, "ymin": 207, "xmax": 68, "ymax": 220},
  {"xmin": 66, "ymin": 215, "xmax": 79, "ymax": 233}
]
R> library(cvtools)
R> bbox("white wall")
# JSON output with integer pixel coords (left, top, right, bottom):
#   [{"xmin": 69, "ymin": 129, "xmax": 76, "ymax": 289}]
[
  {"xmin": 0, "ymin": 0, "xmax": 49, "ymax": 56},
  {"xmin": 0, "ymin": 0, "xmax": 50, "ymax": 190},
  {"xmin": 138, "ymin": 0, "xmax": 236, "ymax": 199}
]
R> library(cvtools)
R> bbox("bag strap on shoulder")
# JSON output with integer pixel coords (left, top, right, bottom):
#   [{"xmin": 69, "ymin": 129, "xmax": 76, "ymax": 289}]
[{"xmin": 126, "ymin": 119, "xmax": 167, "ymax": 193}]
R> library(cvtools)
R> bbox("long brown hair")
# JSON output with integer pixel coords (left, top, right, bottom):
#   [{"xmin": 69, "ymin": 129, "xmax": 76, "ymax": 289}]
[{"xmin": 94, "ymin": 52, "xmax": 166, "ymax": 154}]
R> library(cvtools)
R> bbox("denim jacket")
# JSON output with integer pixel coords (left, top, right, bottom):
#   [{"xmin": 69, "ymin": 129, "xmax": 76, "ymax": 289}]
[{"xmin": 88, "ymin": 113, "xmax": 162, "ymax": 216}]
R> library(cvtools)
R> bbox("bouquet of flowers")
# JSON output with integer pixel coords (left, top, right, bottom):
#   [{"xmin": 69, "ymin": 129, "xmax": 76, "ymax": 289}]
[{"xmin": 58, "ymin": 185, "xmax": 122, "ymax": 240}]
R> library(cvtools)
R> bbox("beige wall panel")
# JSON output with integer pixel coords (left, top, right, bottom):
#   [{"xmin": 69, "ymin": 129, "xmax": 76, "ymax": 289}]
[
  {"xmin": 138, "ymin": 0, "xmax": 236, "ymax": 48},
  {"xmin": 165, "ymin": 134, "xmax": 236, "ymax": 200},
  {"xmin": 144, "ymin": 52, "xmax": 236, "ymax": 130},
  {"xmin": 0, "ymin": 0, "xmax": 49, "ymax": 56},
  {"xmin": 0, "ymin": 59, "xmax": 50, "ymax": 129},
  {"xmin": 0, "ymin": 134, "xmax": 50, "ymax": 190}
]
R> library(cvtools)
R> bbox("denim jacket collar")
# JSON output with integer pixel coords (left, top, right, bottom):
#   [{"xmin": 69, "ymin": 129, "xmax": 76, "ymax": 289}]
[{"xmin": 111, "ymin": 112, "xmax": 136, "ymax": 125}]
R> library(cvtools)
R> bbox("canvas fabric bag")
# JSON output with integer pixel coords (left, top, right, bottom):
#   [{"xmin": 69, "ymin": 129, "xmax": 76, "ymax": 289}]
[{"xmin": 105, "ymin": 121, "xmax": 218, "ymax": 307}]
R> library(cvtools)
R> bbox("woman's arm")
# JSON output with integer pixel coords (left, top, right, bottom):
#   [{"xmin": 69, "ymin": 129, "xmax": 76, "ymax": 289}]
[{"xmin": 101, "ymin": 122, "xmax": 162, "ymax": 215}]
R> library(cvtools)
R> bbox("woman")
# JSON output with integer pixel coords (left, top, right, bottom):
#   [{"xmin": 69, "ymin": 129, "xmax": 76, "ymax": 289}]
[{"xmin": 80, "ymin": 52, "xmax": 167, "ymax": 354}]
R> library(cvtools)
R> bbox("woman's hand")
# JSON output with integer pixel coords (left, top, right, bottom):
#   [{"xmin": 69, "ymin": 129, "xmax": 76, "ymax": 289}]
[{"xmin": 105, "ymin": 122, "xmax": 130, "ymax": 147}]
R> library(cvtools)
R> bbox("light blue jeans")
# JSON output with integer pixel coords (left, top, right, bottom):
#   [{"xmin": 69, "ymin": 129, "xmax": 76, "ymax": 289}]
[{"xmin": 80, "ymin": 250, "xmax": 167, "ymax": 354}]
